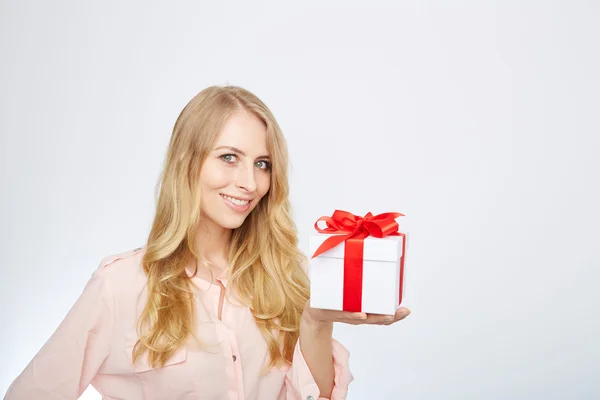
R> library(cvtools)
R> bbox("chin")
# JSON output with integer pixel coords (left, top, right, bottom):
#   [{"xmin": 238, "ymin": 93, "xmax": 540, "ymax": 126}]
[
  {"xmin": 217, "ymin": 213, "xmax": 250, "ymax": 230},
  {"xmin": 220, "ymin": 220, "xmax": 245, "ymax": 230}
]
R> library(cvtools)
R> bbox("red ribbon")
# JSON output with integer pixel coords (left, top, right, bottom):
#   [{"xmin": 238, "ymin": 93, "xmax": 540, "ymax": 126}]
[{"xmin": 311, "ymin": 210, "xmax": 405, "ymax": 312}]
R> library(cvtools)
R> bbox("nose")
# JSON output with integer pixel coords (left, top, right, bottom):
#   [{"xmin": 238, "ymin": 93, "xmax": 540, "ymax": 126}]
[{"xmin": 235, "ymin": 162, "xmax": 257, "ymax": 193}]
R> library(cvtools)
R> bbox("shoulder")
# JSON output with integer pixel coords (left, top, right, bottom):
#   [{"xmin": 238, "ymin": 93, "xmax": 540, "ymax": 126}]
[
  {"xmin": 91, "ymin": 246, "xmax": 148, "ymax": 291},
  {"xmin": 96, "ymin": 246, "xmax": 146, "ymax": 272}
]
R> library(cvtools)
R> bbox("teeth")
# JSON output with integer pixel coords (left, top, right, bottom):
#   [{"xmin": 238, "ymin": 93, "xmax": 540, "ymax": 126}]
[{"xmin": 222, "ymin": 195, "xmax": 250, "ymax": 206}]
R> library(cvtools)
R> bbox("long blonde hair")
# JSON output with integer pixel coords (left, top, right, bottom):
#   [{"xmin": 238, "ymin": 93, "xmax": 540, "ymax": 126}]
[{"xmin": 133, "ymin": 86, "xmax": 309, "ymax": 370}]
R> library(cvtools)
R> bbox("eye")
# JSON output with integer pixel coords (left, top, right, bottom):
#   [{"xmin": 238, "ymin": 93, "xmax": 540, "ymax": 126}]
[
  {"xmin": 255, "ymin": 160, "xmax": 272, "ymax": 170},
  {"xmin": 219, "ymin": 154, "xmax": 237, "ymax": 163}
]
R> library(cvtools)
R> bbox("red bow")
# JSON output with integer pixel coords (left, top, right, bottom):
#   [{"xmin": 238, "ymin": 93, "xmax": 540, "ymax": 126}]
[
  {"xmin": 311, "ymin": 210, "xmax": 404, "ymax": 258},
  {"xmin": 311, "ymin": 210, "xmax": 405, "ymax": 312}
]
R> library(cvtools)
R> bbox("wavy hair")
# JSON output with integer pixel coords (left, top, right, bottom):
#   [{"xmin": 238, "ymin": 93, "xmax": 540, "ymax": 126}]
[{"xmin": 133, "ymin": 86, "xmax": 309, "ymax": 370}]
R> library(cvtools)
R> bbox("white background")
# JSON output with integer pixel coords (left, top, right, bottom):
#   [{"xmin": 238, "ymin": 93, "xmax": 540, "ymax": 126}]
[{"xmin": 1, "ymin": 1, "xmax": 599, "ymax": 399}]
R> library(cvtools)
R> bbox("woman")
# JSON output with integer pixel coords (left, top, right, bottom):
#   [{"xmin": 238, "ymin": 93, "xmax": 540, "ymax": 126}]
[{"xmin": 5, "ymin": 86, "xmax": 411, "ymax": 400}]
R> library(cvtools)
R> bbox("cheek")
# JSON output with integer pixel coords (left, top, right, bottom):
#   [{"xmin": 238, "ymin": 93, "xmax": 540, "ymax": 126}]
[
  {"xmin": 200, "ymin": 162, "xmax": 230, "ymax": 190},
  {"xmin": 257, "ymin": 173, "xmax": 271, "ymax": 197}
]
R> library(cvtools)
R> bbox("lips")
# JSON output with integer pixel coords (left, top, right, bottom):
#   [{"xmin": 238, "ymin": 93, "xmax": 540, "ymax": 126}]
[
  {"xmin": 219, "ymin": 194, "xmax": 253, "ymax": 213},
  {"xmin": 220, "ymin": 194, "xmax": 251, "ymax": 206}
]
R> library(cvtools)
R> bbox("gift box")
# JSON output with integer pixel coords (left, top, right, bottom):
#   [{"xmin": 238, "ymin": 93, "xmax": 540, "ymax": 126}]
[{"xmin": 308, "ymin": 210, "xmax": 407, "ymax": 316}]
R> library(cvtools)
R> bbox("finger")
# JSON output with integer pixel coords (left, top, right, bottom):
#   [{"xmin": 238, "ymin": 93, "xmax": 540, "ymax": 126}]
[
  {"xmin": 338, "ymin": 319, "xmax": 365, "ymax": 325},
  {"xmin": 339, "ymin": 312, "xmax": 397, "ymax": 325},
  {"xmin": 365, "ymin": 308, "xmax": 411, "ymax": 325},
  {"xmin": 334, "ymin": 312, "xmax": 368, "ymax": 324},
  {"xmin": 352, "ymin": 312, "xmax": 368, "ymax": 320},
  {"xmin": 308, "ymin": 307, "xmax": 369, "ymax": 324},
  {"xmin": 385, "ymin": 308, "xmax": 411, "ymax": 325},
  {"xmin": 395, "ymin": 308, "xmax": 411, "ymax": 320},
  {"xmin": 336, "ymin": 316, "xmax": 369, "ymax": 325},
  {"xmin": 362, "ymin": 313, "xmax": 396, "ymax": 325},
  {"xmin": 396, "ymin": 307, "xmax": 411, "ymax": 316},
  {"xmin": 315, "ymin": 312, "xmax": 368, "ymax": 325},
  {"xmin": 318, "ymin": 309, "xmax": 368, "ymax": 322},
  {"xmin": 337, "ymin": 308, "xmax": 412, "ymax": 325}
]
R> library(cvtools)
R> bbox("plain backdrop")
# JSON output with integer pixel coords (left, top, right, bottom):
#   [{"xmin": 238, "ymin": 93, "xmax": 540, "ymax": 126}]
[{"xmin": 1, "ymin": 1, "xmax": 599, "ymax": 399}]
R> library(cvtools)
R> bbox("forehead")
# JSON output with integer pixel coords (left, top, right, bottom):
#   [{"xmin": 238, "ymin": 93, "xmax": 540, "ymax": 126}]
[{"xmin": 214, "ymin": 112, "xmax": 269, "ymax": 155}]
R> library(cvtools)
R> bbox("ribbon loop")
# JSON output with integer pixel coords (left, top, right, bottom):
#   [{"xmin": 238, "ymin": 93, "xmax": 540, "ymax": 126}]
[{"xmin": 311, "ymin": 210, "xmax": 404, "ymax": 258}]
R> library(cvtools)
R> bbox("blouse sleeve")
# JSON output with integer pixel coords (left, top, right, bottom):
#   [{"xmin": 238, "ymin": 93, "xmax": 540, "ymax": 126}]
[
  {"xmin": 283, "ymin": 337, "xmax": 353, "ymax": 400},
  {"xmin": 5, "ymin": 266, "xmax": 115, "ymax": 399}
]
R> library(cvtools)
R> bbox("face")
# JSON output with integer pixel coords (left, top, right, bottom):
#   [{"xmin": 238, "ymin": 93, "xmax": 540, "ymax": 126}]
[{"xmin": 198, "ymin": 111, "xmax": 272, "ymax": 232}]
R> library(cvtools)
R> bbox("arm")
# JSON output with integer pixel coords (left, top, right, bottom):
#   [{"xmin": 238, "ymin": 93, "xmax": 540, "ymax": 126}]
[
  {"xmin": 283, "ymin": 311, "xmax": 353, "ymax": 400},
  {"xmin": 282, "ymin": 256, "xmax": 353, "ymax": 400},
  {"xmin": 5, "ymin": 266, "xmax": 115, "ymax": 399},
  {"xmin": 299, "ymin": 311, "xmax": 335, "ymax": 398}
]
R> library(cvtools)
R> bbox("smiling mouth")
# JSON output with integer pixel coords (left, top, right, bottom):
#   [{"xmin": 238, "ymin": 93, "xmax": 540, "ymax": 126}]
[{"xmin": 220, "ymin": 194, "xmax": 251, "ymax": 206}]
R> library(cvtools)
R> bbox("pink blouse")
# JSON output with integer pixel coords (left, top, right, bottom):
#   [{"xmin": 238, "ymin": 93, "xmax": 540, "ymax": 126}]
[{"xmin": 5, "ymin": 247, "xmax": 353, "ymax": 400}]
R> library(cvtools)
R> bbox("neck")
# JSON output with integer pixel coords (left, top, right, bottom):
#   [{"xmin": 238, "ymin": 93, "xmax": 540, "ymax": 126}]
[{"xmin": 194, "ymin": 218, "xmax": 232, "ymax": 266}]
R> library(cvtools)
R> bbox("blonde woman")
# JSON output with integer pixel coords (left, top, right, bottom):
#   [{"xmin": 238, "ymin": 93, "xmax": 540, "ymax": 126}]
[{"xmin": 5, "ymin": 86, "xmax": 411, "ymax": 400}]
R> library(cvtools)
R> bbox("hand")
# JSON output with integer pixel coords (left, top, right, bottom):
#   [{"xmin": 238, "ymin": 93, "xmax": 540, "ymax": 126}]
[{"xmin": 301, "ymin": 300, "xmax": 411, "ymax": 328}]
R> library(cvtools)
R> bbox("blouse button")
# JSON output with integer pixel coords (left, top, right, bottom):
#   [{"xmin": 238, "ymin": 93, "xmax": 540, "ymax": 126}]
[
  {"xmin": 232, "ymin": 355, "xmax": 237, "ymax": 362},
  {"xmin": 306, "ymin": 396, "xmax": 315, "ymax": 400}
]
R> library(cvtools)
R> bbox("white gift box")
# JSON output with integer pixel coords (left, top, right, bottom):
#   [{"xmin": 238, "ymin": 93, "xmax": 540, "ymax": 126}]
[{"xmin": 308, "ymin": 233, "xmax": 407, "ymax": 315}]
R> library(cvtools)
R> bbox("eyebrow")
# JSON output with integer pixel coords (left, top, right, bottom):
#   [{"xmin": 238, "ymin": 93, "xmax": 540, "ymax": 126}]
[{"xmin": 214, "ymin": 146, "xmax": 270, "ymax": 159}]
